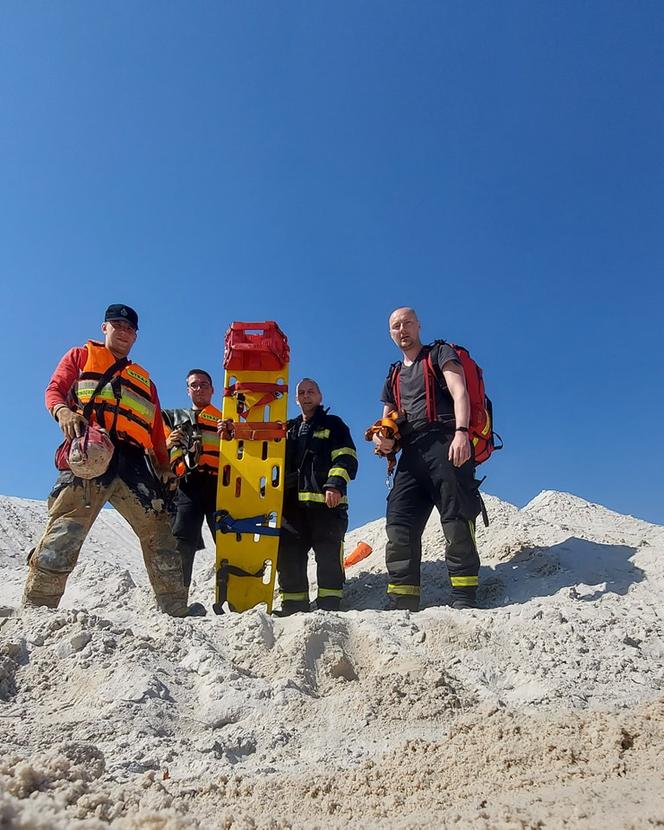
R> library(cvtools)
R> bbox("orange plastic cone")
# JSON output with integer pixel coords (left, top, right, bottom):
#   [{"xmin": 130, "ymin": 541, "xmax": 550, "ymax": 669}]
[{"xmin": 344, "ymin": 541, "xmax": 373, "ymax": 568}]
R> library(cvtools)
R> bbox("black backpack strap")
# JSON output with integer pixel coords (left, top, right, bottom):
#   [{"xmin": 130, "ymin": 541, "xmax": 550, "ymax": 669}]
[
  {"xmin": 387, "ymin": 361, "xmax": 402, "ymax": 409},
  {"xmin": 82, "ymin": 358, "xmax": 129, "ymax": 424}
]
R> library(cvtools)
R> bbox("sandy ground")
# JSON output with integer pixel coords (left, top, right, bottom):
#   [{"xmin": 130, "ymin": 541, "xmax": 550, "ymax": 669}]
[{"xmin": 1, "ymin": 489, "xmax": 663, "ymax": 829}]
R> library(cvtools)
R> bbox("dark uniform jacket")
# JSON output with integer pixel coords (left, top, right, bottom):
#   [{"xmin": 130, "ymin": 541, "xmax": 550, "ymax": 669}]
[{"xmin": 285, "ymin": 406, "xmax": 358, "ymax": 507}]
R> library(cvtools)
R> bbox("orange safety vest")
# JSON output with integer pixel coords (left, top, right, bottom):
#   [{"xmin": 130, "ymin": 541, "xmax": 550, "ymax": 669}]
[
  {"xmin": 166, "ymin": 404, "xmax": 222, "ymax": 476},
  {"xmin": 75, "ymin": 341, "xmax": 156, "ymax": 450},
  {"xmin": 192, "ymin": 405, "xmax": 222, "ymax": 474}
]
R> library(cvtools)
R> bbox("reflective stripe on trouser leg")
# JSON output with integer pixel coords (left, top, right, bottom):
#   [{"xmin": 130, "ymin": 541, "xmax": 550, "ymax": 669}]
[
  {"xmin": 23, "ymin": 474, "xmax": 109, "ymax": 608},
  {"xmin": 449, "ymin": 575, "xmax": 479, "ymax": 587},
  {"xmin": 280, "ymin": 591, "xmax": 309, "ymax": 602},
  {"xmin": 109, "ymin": 478, "xmax": 188, "ymax": 616},
  {"xmin": 387, "ymin": 583, "xmax": 421, "ymax": 597},
  {"xmin": 385, "ymin": 523, "xmax": 422, "ymax": 592},
  {"xmin": 442, "ymin": 518, "xmax": 480, "ymax": 591}
]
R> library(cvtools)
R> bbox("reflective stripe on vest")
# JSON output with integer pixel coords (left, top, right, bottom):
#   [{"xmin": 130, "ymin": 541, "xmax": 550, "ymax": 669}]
[
  {"xmin": 167, "ymin": 405, "xmax": 222, "ymax": 475},
  {"xmin": 75, "ymin": 341, "xmax": 155, "ymax": 450}
]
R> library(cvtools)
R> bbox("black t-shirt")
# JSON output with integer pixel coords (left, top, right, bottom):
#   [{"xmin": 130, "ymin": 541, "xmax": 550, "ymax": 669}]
[{"xmin": 380, "ymin": 342, "xmax": 460, "ymax": 434}]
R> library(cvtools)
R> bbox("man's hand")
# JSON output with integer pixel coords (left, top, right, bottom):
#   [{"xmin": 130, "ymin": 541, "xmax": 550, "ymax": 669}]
[
  {"xmin": 448, "ymin": 432, "xmax": 471, "ymax": 467},
  {"xmin": 325, "ymin": 488, "xmax": 342, "ymax": 508},
  {"xmin": 166, "ymin": 428, "xmax": 185, "ymax": 450},
  {"xmin": 217, "ymin": 419, "xmax": 232, "ymax": 439},
  {"xmin": 56, "ymin": 408, "xmax": 87, "ymax": 440},
  {"xmin": 372, "ymin": 434, "xmax": 395, "ymax": 455},
  {"xmin": 159, "ymin": 468, "xmax": 179, "ymax": 492}
]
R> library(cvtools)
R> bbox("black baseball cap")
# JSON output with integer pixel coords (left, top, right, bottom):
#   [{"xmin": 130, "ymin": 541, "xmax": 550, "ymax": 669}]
[{"xmin": 104, "ymin": 304, "xmax": 139, "ymax": 330}]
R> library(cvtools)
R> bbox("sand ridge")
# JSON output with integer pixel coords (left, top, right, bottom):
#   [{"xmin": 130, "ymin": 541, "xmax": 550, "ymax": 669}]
[{"xmin": 1, "ymin": 490, "xmax": 663, "ymax": 828}]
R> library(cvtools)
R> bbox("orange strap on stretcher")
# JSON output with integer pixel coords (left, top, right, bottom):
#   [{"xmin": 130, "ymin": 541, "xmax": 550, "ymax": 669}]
[
  {"xmin": 224, "ymin": 381, "xmax": 288, "ymax": 419},
  {"xmin": 219, "ymin": 419, "xmax": 286, "ymax": 442}
]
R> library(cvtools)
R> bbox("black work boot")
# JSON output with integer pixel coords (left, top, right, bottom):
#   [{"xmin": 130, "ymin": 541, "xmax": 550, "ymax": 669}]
[
  {"xmin": 274, "ymin": 599, "xmax": 310, "ymax": 617},
  {"xmin": 186, "ymin": 602, "xmax": 208, "ymax": 617},
  {"xmin": 387, "ymin": 594, "xmax": 420, "ymax": 612},
  {"xmin": 316, "ymin": 596, "xmax": 341, "ymax": 611},
  {"xmin": 450, "ymin": 589, "xmax": 477, "ymax": 610}
]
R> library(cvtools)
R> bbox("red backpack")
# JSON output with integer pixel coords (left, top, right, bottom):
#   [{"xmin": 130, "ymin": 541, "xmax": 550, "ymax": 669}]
[{"xmin": 389, "ymin": 340, "xmax": 502, "ymax": 464}]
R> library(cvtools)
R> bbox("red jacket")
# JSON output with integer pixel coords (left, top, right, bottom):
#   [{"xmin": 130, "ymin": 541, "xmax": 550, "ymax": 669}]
[{"xmin": 46, "ymin": 345, "xmax": 169, "ymax": 467}]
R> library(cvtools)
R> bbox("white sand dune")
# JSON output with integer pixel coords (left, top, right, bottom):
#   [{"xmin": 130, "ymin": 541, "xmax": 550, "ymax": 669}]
[{"xmin": 1, "ymin": 490, "xmax": 663, "ymax": 828}]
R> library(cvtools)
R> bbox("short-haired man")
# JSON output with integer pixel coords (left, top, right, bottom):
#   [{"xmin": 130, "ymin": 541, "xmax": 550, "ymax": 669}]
[
  {"xmin": 276, "ymin": 379, "xmax": 358, "ymax": 615},
  {"xmin": 162, "ymin": 370, "xmax": 222, "ymax": 608},
  {"xmin": 23, "ymin": 304, "xmax": 189, "ymax": 616},
  {"xmin": 373, "ymin": 307, "xmax": 482, "ymax": 611}
]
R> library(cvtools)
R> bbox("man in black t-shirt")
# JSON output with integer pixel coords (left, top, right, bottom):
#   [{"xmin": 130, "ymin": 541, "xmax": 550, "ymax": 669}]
[{"xmin": 373, "ymin": 307, "xmax": 482, "ymax": 611}]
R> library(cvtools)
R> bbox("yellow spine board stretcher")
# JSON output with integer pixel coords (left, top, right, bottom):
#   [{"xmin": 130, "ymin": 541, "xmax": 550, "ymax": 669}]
[{"xmin": 213, "ymin": 322, "xmax": 289, "ymax": 613}]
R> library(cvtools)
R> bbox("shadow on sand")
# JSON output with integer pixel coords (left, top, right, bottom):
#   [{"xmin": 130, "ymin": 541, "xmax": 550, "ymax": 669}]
[{"xmin": 343, "ymin": 537, "xmax": 645, "ymax": 611}]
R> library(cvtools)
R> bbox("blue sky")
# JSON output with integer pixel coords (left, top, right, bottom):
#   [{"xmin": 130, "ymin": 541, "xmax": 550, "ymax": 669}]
[{"xmin": 1, "ymin": 2, "xmax": 662, "ymax": 528}]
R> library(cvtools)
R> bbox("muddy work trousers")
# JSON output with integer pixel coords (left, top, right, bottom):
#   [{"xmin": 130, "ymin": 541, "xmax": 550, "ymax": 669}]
[
  {"xmin": 386, "ymin": 428, "xmax": 481, "ymax": 605},
  {"xmin": 171, "ymin": 470, "xmax": 217, "ymax": 589},
  {"xmin": 24, "ymin": 448, "xmax": 188, "ymax": 616},
  {"xmin": 277, "ymin": 499, "xmax": 348, "ymax": 609}
]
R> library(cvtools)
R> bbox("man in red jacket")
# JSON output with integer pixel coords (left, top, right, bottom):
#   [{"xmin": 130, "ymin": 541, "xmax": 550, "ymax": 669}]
[{"xmin": 23, "ymin": 304, "xmax": 189, "ymax": 617}]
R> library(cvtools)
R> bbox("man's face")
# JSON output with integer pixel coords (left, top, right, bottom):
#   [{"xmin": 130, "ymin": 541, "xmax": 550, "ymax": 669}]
[
  {"xmin": 102, "ymin": 319, "xmax": 137, "ymax": 357},
  {"xmin": 187, "ymin": 373, "xmax": 213, "ymax": 409},
  {"xmin": 296, "ymin": 380, "xmax": 322, "ymax": 417},
  {"xmin": 389, "ymin": 308, "xmax": 420, "ymax": 351}
]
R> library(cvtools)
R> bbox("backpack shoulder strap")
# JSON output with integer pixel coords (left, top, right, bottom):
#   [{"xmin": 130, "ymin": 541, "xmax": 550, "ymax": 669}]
[
  {"xmin": 419, "ymin": 344, "xmax": 440, "ymax": 421},
  {"xmin": 388, "ymin": 359, "xmax": 402, "ymax": 376},
  {"xmin": 422, "ymin": 340, "xmax": 462, "ymax": 421},
  {"xmin": 387, "ymin": 360, "xmax": 402, "ymax": 409},
  {"xmin": 423, "ymin": 341, "xmax": 448, "ymax": 386},
  {"xmin": 82, "ymin": 357, "xmax": 129, "ymax": 422}
]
